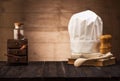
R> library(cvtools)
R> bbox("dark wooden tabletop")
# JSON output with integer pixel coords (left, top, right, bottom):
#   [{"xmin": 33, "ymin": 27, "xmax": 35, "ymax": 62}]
[{"xmin": 0, "ymin": 61, "xmax": 120, "ymax": 81}]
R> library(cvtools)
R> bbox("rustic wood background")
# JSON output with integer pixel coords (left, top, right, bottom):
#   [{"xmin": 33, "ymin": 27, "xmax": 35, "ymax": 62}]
[{"xmin": 0, "ymin": 0, "xmax": 120, "ymax": 61}]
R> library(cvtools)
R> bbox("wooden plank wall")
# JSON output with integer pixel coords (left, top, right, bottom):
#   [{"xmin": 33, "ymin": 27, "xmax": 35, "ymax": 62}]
[{"xmin": 0, "ymin": 0, "xmax": 120, "ymax": 61}]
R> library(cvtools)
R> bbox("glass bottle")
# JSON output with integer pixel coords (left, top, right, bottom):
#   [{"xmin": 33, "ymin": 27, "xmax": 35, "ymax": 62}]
[{"xmin": 14, "ymin": 22, "xmax": 25, "ymax": 40}]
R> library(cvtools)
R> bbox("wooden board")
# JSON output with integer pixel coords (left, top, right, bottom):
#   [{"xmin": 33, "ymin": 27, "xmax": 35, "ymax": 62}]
[{"xmin": 68, "ymin": 57, "xmax": 116, "ymax": 66}]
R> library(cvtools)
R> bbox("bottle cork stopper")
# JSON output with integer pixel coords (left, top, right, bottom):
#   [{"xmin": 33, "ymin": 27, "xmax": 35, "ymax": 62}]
[{"xmin": 14, "ymin": 22, "xmax": 24, "ymax": 29}]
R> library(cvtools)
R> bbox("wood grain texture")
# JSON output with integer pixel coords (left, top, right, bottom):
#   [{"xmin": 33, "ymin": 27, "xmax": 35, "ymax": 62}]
[
  {"xmin": 0, "ymin": 0, "xmax": 120, "ymax": 61},
  {"xmin": 0, "ymin": 61, "xmax": 120, "ymax": 79}
]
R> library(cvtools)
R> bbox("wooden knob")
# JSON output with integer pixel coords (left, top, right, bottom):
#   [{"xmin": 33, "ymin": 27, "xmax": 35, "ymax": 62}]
[{"xmin": 15, "ymin": 42, "xmax": 18, "ymax": 45}]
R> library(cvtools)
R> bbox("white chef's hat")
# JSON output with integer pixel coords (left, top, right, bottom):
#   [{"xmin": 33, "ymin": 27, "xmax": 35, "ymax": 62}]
[{"xmin": 68, "ymin": 10, "xmax": 103, "ymax": 54}]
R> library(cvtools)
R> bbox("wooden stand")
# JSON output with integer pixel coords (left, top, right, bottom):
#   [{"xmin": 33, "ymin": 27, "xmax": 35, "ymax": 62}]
[{"xmin": 68, "ymin": 57, "xmax": 116, "ymax": 66}]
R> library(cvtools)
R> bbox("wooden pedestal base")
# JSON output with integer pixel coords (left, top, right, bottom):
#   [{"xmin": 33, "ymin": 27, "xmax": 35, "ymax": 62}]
[{"xmin": 68, "ymin": 57, "xmax": 116, "ymax": 66}]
